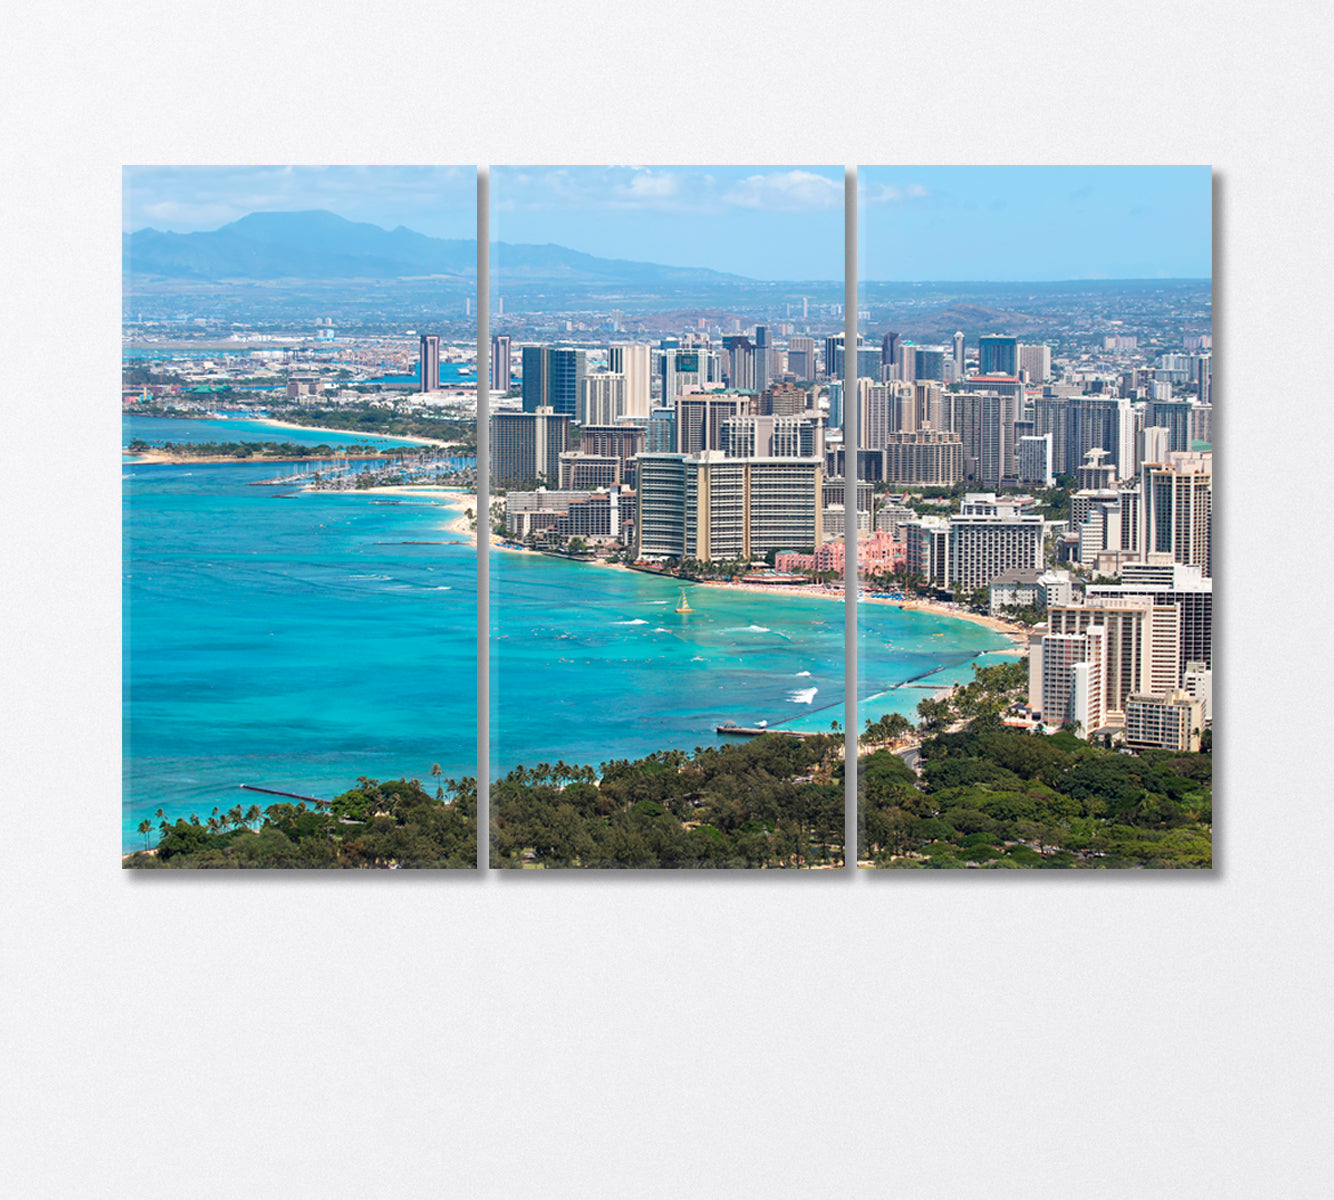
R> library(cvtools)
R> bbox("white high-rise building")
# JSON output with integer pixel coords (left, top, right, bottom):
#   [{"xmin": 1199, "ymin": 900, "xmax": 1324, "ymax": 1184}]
[
  {"xmin": 608, "ymin": 343, "xmax": 651, "ymax": 417},
  {"xmin": 1018, "ymin": 343, "xmax": 1051, "ymax": 384},
  {"xmin": 1032, "ymin": 598, "xmax": 1181, "ymax": 733},
  {"xmin": 1017, "ymin": 433, "xmax": 1054, "ymax": 487},
  {"xmin": 1140, "ymin": 452, "xmax": 1212, "ymax": 578},
  {"xmin": 578, "ymin": 373, "xmax": 627, "ymax": 426}
]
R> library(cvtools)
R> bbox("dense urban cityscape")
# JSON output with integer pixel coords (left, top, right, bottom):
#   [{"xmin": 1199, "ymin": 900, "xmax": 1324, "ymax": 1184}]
[
  {"xmin": 124, "ymin": 270, "xmax": 1212, "ymax": 869},
  {"xmin": 121, "ymin": 163, "xmax": 1211, "ymax": 869}
]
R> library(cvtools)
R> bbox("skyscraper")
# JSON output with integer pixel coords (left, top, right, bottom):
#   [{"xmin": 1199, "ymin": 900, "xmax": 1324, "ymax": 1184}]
[
  {"xmin": 754, "ymin": 325, "xmax": 771, "ymax": 392},
  {"xmin": 491, "ymin": 407, "xmax": 570, "ymax": 487},
  {"xmin": 635, "ymin": 452, "xmax": 823, "ymax": 562},
  {"xmin": 1070, "ymin": 395, "xmax": 1137, "ymax": 479},
  {"xmin": 787, "ymin": 336, "xmax": 816, "ymax": 382},
  {"xmin": 723, "ymin": 336, "xmax": 755, "ymax": 391},
  {"xmin": 578, "ymin": 373, "xmax": 627, "ymax": 425},
  {"xmin": 419, "ymin": 334, "xmax": 440, "ymax": 392},
  {"xmin": 913, "ymin": 346, "xmax": 947, "ymax": 382},
  {"xmin": 1140, "ymin": 452, "xmax": 1212, "ymax": 578},
  {"xmin": 659, "ymin": 345, "xmax": 720, "ymax": 402},
  {"xmin": 824, "ymin": 333, "xmax": 863, "ymax": 381},
  {"xmin": 978, "ymin": 335, "xmax": 1018, "ymax": 377},
  {"xmin": 608, "ymin": 343, "xmax": 651, "ymax": 417},
  {"xmin": 522, "ymin": 346, "xmax": 586, "ymax": 416},
  {"xmin": 490, "ymin": 335, "xmax": 511, "ymax": 394},
  {"xmin": 675, "ymin": 393, "xmax": 752, "ymax": 455},
  {"xmin": 1018, "ymin": 342, "xmax": 1051, "ymax": 384},
  {"xmin": 757, "ymin": 382, "xmax": 806, "ymax": 417}
]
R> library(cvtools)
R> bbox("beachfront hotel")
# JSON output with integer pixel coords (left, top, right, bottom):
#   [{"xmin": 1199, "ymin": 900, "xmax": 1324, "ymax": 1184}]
[
  {"xmin": 491, "ymin": 407, "xmax": 570, "ymax": 487},
  {"xmin": 636, "ymin": 451, "xmax": 823, "ymax": 562}
]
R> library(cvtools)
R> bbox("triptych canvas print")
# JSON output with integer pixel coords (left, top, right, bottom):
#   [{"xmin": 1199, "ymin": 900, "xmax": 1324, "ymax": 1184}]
[{"xmin": 123, "ymin": 164, "xmax": 1214, "ymax": 870}]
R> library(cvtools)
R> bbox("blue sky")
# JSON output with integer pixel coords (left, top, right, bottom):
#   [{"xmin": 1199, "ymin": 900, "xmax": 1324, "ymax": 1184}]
[
  {"xmin": 490, "ymin": 166, "xmax": 845, "ymax": 280},
  {"xmin": 122, "ymin": 166, "xmax": 476, "ymax": 239},
  {"xmin": 122, "ymin": 164, "xmax": 1211, "ymax": 281},
  {"xmin": 858, "ymin": 166, "xmax": 1212, "ymax": 280}
]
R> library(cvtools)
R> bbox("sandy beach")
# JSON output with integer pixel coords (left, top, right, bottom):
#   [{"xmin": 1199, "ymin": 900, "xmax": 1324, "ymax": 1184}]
[
  {"xmin": 257, "ymin": 418, "xmax": 454, "ymax": 447},
  {"xmin": 294, "ymin": 479, "xmax": 1034, "ymax": 647},
  {"xmin": 682, "ymin": 579, "xmax": 1030, "ymax": 641},
  {"xmin": 335, "ymin": 484, "xmax": 477, "ymax": 533},
  {"xmin": 869, "ymin": 597, "xmax": 1030, "ymax": 640}
]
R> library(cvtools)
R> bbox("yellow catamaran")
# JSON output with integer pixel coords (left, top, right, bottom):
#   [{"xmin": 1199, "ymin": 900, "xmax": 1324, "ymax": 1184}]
[{"xmin": 675, "ymin": 589, "xmax": 694, "ymax": 614}]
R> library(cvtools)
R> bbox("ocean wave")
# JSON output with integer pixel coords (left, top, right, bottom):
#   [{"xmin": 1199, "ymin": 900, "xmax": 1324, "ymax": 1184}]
[
  {"xmin": 613, "ymin": 618, "xmax": 649, "ymax": 626},
  {"xmin": 794, "ymin": 670, "xmax": 812, "ymax": 677},
  {"xmin": 726, "ymin": 624, "xmax": 771, "ymax": 634},
  {"xmin": 787, "ymin": 687, "xmax": 818, "ymax": 704}
]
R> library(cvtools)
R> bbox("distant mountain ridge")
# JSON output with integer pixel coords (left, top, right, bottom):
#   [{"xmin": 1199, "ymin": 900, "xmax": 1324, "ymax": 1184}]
[{"xmin": 124, "ymin": 209, "xmax": 752, "ymax": 286}]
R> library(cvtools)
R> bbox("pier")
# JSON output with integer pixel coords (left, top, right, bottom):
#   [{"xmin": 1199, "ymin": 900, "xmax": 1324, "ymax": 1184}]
[
  {"xmin": 239, "ymin": 784, "xmax": 328, "ymax": 803},
  {"xmin": 715, "ymin": 723, "xmax": 820, "ymax": 740}
]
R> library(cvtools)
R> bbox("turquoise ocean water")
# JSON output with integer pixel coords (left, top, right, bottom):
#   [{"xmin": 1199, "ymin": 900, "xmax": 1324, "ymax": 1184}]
[
  {"xmin": 122, "ymin": 415, "xmax": 476, "ymax": 851},
  {"xmin": 123, "ymin": 415, "xmax": 1013, "ymax": 851},
  {"xmin": 490, "ymin": 557, "xmax": 1015, "ymax": 771}
]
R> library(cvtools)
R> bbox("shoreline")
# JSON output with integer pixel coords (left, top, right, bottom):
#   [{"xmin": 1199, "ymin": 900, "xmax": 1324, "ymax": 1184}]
[
  {"xmin": 284, "ymin": 477, "xmax": 1033, "ymax": 646},
  {"xmin": 256, "ymin": 417, "xmax": 455, "ymax": 448},
  {"xmin": 124, "ymin": 449, "xmax": 390, "ymax": 466}
]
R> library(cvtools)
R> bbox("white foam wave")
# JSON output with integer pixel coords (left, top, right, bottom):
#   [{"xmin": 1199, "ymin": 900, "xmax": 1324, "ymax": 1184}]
[
  {"xmin": 613, "ymin": 618, "xmax": 649, "ymax": 625},
  {"xmin": 788, "ymin": 687, "xmax": 818, "ymax": 704},
  {"xmin": 795, "ymin": 670, "xmax": 812, "ymax": 677}
]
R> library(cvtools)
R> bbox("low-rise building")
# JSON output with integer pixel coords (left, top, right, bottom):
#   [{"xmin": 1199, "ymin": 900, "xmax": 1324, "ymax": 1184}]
[{"xmin": 1123, "ymin": 690, "xmax": 1205, "ymax": 752}]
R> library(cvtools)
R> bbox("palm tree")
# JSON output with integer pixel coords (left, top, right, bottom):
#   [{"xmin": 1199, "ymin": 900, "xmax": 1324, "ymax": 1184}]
[{"xmin": 137, "ymin": 819, "xmax": 152, "ymax": 851}]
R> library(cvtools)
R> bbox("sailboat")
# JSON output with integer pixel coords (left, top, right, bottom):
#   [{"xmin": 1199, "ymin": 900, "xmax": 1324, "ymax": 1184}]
[{"xmin": 675, "ymin": 588, "xmax": 695, "ymax": 614}]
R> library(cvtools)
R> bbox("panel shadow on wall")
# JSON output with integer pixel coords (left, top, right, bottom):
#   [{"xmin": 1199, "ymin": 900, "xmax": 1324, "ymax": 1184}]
[
  {"xmin": 487, "ymin": 165, "xmax": 849, "ymax": 869},
  {"xmin": 122, "ymin": 165, "xmax": 479, "ymax": 869},
  {"xmin": 854, "ymin": 165, "xmax": 1214, "ymax": 871}
]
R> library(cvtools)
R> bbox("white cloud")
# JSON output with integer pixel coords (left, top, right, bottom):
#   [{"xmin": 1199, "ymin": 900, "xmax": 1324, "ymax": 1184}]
[
  {"xmin": 136, "ymin": 199, "xmax": 250, "ymax": 230},
  {"xmin": 861, "ymin": 181, "xmax": 932, "ymax": 205},
  {"xmin": 720, "ymin": 170, "xmax": 842, "ymax": 211},
  {"xmin": 612, "ymin": 170, "xmax": 681, "ymax": 204},
  {"xmin": 124, "ymin": 166, "xmax": 475, "ymax": 232}
]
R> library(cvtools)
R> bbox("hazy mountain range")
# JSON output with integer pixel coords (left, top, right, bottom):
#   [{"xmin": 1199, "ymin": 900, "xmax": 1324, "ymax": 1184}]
[{"xmin": 123, "ymin": 210, "xmax": 754, "ymax": 286}]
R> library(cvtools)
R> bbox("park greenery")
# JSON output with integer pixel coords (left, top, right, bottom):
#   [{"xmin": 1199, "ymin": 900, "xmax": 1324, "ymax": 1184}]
[
  {"xmin": 123, "ymin": 775, "xmax": 476, "ymax": 869},
  {"xmin": 126, "ymin": 437, "xmax": 385, "ymax": 460},
  {"xmin": 492, "ymin": 734, "xmax": 846, "ymax": 869},
  {"xmin": 123, "ymin": 659, "xmax": 1211, "ymax": 871},
  {"xmin": 278, "ymin": 406, "xmax": 476, "ymax": 449},
  {"xmin": 856, "ymin": 659, "xmax": 1212, "ymax": 869},
  {"xmin": 861, "ymin": 719, "xmax": 1212, "ymax": 869}
]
